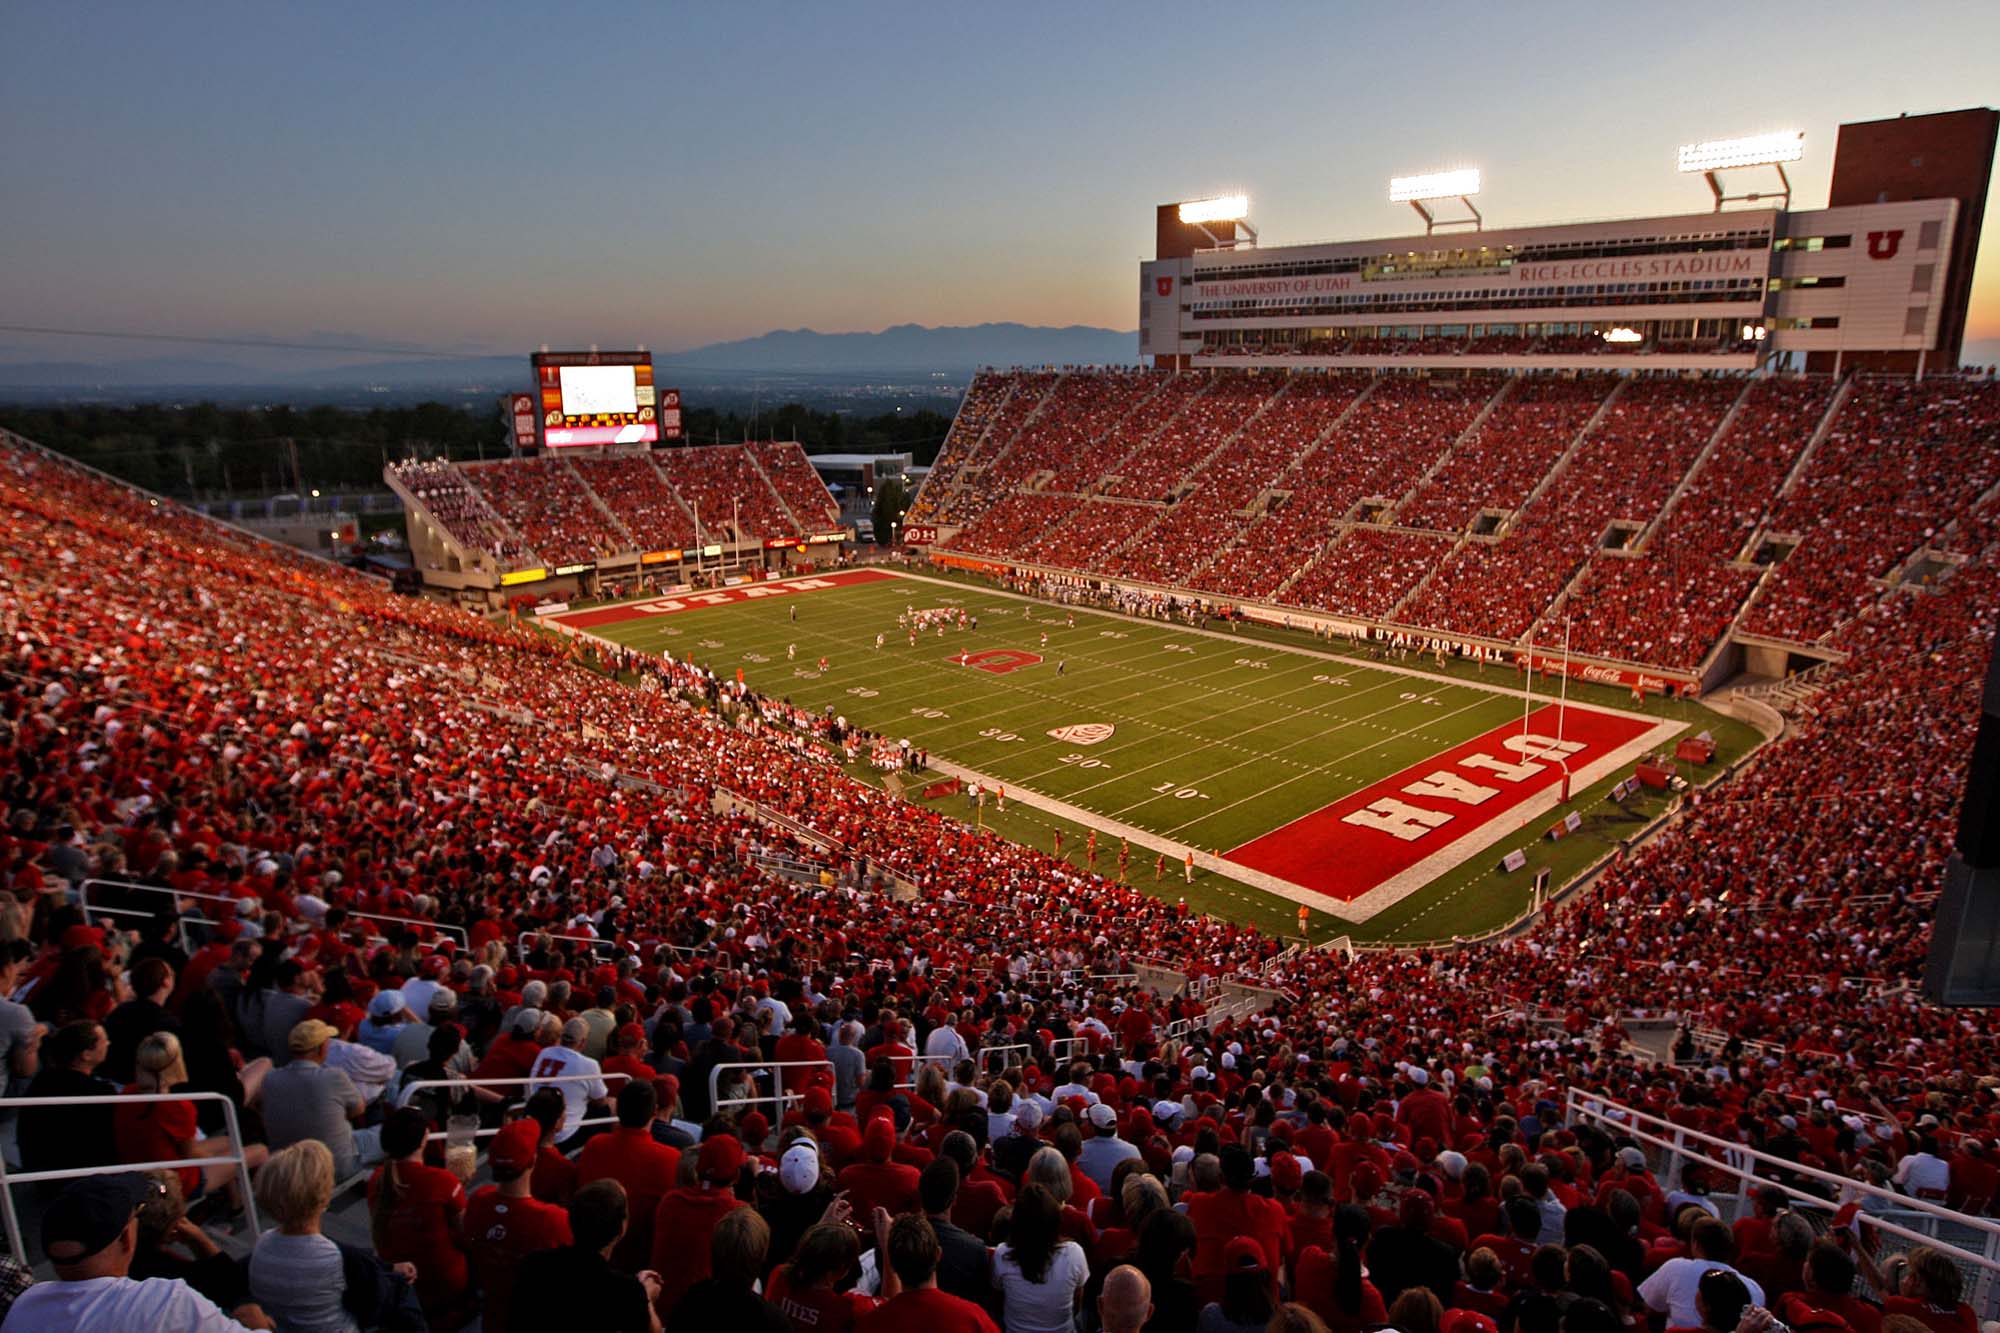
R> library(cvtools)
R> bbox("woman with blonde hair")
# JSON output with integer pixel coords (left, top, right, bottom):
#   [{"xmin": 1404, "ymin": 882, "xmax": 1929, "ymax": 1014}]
[
  {"xmin": 250, "ymin": 1139, "xmax": 421, "ymax": 1333},
  {"xmin": 114, "ymin": 1030, "xmax": 267, "ymax": 1210}
]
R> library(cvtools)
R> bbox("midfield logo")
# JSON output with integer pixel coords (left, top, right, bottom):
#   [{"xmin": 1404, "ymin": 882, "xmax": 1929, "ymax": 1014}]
[{"xmin": 1048, "ymin": 723, "xmax": 1115, "ymax": 745}]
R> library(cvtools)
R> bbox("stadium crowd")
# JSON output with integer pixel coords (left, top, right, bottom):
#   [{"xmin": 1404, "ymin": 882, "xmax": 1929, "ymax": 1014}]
[
  {"xmin": 388, "ymin": 461, "xmax": 531, "ymax": 569},
  {"xmin": 654, "ymin": 445, "xmax": 808, "ymax": 544},
  {"xmin": 921, "ymin": 369, "xmax": 2000, "ymax": 678},
  {"xmin": 0, "ymin": 423, "xmax": 1997, "ymax": 1333},
  {"xmin": 569, "ymin": 456, "xmax": 702, "ymax": 552}
]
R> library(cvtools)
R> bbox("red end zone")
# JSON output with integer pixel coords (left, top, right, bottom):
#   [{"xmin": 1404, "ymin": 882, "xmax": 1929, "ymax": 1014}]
[
  {"xmin": 547, "ymin": 568, "xmax": 898, "ymax": 630},
  {"xmin": 1225, "ymin": 703, "xmax": 1654, "ymax": 901}
]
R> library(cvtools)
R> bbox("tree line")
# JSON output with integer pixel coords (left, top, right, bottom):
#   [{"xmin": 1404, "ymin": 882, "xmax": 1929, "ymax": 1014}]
[{"xmin": 0, "ymin": 399, "xmax": 957, "ymax": 500}]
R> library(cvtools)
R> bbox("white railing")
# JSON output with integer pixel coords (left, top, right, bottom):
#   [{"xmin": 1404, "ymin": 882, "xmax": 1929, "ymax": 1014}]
[
  {"xmin": 706, "ymin": 1059, "xmax": 834, "ymax": 1122},
  {"xmin": 975, "ymin": 1043, "xmax": 1033, "ymax": 1073},
  {"xmin": 1567, "ymin": 1090, "xmax": 2000, "ymax": 1316},
  {"xmin": 514, "ymin": 930, "xmax": 636, "ymax": 962},
  {"xmin": 0, "ymin": 1091, "xmax": 261, "ymax": 1265},
  {"xmin": 399, "ymin": 1071, "xmax": 631, "ymax": 1143},
  {"xmin": 79, "ymin": 878, "xmax": 468, "ymax": 946},
  {"xmin": 1046, "ymin": 1036, "xmax": 1094, "ymax": 1064}
]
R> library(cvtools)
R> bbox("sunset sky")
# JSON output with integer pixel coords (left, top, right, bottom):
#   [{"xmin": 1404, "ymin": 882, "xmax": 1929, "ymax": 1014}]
[{"xmin": 4, "ymin": 2, "xmax": 1997, "ymax": 365}]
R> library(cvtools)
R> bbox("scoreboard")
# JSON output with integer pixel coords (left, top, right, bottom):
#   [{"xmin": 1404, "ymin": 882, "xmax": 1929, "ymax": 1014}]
[{"xmin": 530, "ymin": 350, "xmax": 680, "ymax": 447}]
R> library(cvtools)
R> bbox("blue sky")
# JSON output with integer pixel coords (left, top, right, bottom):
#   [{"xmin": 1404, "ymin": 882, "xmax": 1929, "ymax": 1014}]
[{"xmin": 4, "ymin": 2, "xmax": 1998, "ymax": 362}]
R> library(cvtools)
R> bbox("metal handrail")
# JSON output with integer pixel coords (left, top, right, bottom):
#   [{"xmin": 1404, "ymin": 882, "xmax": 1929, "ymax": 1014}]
[
  {"xmin": 342, "ymin": 909, "xmax": 468, "ymax": 945},
  {"xmin": 1567, "ymin": 1090, "xmax": 2000, "ymax": 1314},
  {"xmin": 79, "ymin": 878, "xmax": 468, "ymax": 945},
  {"xmin": 399, "ymin": 1071, "xmax": 631, "ymax": 1143},
  {"xmin": 706, "ymin": 1059, "xmax": 834, "ymax": 1121},
  {"xmin": 1046, "ymin": 1036, "xmax": 1094, "ymax": 1063},
  {"xmin": 515, "ymin": 930, "xmax": 635, "ymax": 959},
  {"xmin": 974, "ymin": 1043, "xmax": 1032, "ymax": 1072},
  {"xmin": 1566, "ymin": 1090, "xmax": 2000, "ymax": 1241},
  {"xmin": 0, "ymin": 1090, "xmax": 260, "ymax": 1265}
]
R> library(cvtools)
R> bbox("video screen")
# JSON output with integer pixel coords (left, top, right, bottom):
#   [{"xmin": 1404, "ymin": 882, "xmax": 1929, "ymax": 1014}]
[{"xmin": 533, "ymin": 352, "xmax": 659, "ymax": 447}]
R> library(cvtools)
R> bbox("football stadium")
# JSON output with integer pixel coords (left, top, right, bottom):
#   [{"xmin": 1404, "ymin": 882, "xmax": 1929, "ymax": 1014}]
[{"xmin": 4, "ymin": 18, "xmax": 2000, "ymax": 1331}]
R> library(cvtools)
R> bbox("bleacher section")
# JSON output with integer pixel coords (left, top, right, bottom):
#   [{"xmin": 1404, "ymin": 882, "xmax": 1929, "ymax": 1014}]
[
  {"xmin": 1741, "ymin": 377, "xmax": 2000, "ymax": 643},
  {"xmin": 392, "ymin": 443, "xmax": 841, "ymax": 568},
  {"xmin": 921, "ymin": 368, "xmax": 2000, "ymax": 677}
]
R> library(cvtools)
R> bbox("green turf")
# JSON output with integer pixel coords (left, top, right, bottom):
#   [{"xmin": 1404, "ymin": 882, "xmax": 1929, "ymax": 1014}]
[{"xmin": 574, "ymin": 570, "xmax": 1761, "ymax": 944}]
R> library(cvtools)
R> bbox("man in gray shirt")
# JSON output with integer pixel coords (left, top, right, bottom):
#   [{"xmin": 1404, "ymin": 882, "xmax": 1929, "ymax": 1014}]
[
  {"xmin": 1078, "ymin": 1103, "xmax": 1142, "ymax": 1194},
  {"xmin": 829, "ymin": 1020, "xmax": 865, "ymax": 1112},
  {"xmin": 255, "ymin": 962, "xmax": 318, "ymax": 1066},
  {"xmin": 261, "ymin": 1020, "xmax": 368, "ymax": 1178}
]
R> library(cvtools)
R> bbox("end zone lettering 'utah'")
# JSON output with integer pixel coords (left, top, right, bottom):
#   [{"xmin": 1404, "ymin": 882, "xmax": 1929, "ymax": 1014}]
[{"xmin": 1225, "ymin": 704, "xmax": 1658, "ymax": 902}]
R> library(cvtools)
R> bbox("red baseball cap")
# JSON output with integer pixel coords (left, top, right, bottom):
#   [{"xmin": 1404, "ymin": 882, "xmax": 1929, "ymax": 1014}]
[
  {"xmin": 802, "ymin": 1087, "xmax": 833, "ymax": 1117},
  {"xmin": 698, "ymin": 1134, "xmax": 745, "ymax": 1183},
  {"xmin": 489, "ymin": 1119, "xmax": 540, "ymax": 1173},
  {"xmin": 1270, "ymin": 1151, "xmax": 1303, "ymax": 1192},
  {"xmin": 1445, "ymin": 1312, "xmax": 1500, "ymax": 1333},
  {"xmin": 1223, "ymin": 1236, "xmax": 1266, "ymax": 1272}
]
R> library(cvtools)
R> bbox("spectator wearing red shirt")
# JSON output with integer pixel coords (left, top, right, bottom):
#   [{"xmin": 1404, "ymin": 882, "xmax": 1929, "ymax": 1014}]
[
  {"xmin": 839, "ymin": 1115, "xmax": 922, "ymax": 1217},
  {"xmin": 1876, "ymin": 1247, "xmax": 1977, "ymax": 1333},
  {"xmin": 577, "ymin": 1079, "xmax": 682, "ymax": 1271},
  {"xmin": 1471, "ymin": 1197, "xmax": 1544, "ymax": 1289},
  {"xmin": 368, "ymin": 1105, "xmax": 469, "ymax": 1328},
  {"xmin": 602, "ymin": 1022, "xmax": 660, "ymax": 1090},
  {"xmin": 475, "ymin": 1007, "xmax": 547, "ymax": 1083},
  {"xmin": 651, "ymin": 1132, "xmax": 749, "ymax": 1318},
  {"xmin": 773, "ymin": 1011, "xmax": 832, "ymax": 1093},
  {"xmin": 1946, "ymin": 1138, "xmax": 1997, "ymax": 1214},
  {"xmin": 1446, "ymin": 1163, "xmax": 1503, "ymax": 1242},
  {"xmin": 116, "ymin": 1032, "xmax": 267, "ymax": 1208},
  {"xmin": 1779, "ymin": 1242, "xmax": 1884, "ymax": 1333},
  {"xmin": 1186, "ymin": 1145, "xmax": 1288, "ymax": 1305},
  {"xmin": 938, "ymin": 1131, "xmax": 1009, "ymax": 1239},
  {"xmin": 767, "ymin": 1216, "xmax": 899, "ymax": 1333},
  {"xmin": 1295, "ymin": 1204, "xmax": 1389, "ymax": 1333},
  {"xmin": 864, "ymin": 1013, "xmax": 916, "ymax": 1082},
  {"xmin": 856, "ymin": 1214, "xmax": 1000, "ymax": 1333},
  {"xmin": 793, "ymin": 1087, "xmax": 862, "ymax": 1168},
  {"xmin": 465, "ymin": 1118, "xmax": 574, "ymax": 1333},
  {"xmin": 1396, "ymin": 1070, "xmax": 1453, "ymax": 1148},
  {"xmin": 1452, "ymin": 1248, "xmax": 1510, "ymax": 1321},
  {"xmin": 524, "ymin": 1086, "xmax": 578, "ymax": 1207}
]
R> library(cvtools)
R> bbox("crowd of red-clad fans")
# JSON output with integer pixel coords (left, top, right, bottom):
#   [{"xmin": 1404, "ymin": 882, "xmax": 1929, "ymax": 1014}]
[
  {"xmin": 1, "ymin": 423, "xmax": 1998, "ymax": 1333},
  {"xmin": 920, "ymin": 369, "xmax": 2000, "ymax": 677},
  {"xmin": 393, "ymin": 445, "xmax": 838, "ymax": 570},
  {"xmin": 389, "ymin": 461, "xmax": 531, "ymax": 568}
]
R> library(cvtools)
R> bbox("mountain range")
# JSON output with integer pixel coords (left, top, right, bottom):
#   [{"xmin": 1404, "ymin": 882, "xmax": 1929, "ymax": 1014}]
[{"xmin": 0, "ymin": 322, "xmax": 1139, "ymax": 389}]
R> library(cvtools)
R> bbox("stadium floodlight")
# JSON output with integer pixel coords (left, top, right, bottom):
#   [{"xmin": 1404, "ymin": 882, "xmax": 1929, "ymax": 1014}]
[
  {"xmin": 1679, "ymin": 130, "xmax": 1802, "ymax": 212},
  {"xmin": 1177, "ymin": 194, "xmax": 1250, "ymax": 225},
  {"xmin": 1602, "ymin": 327, "xmax": 1644, "ymax": 344},
  {"xmin": 1677, "ymin": 131, "xmax": 1804, "ymax": 174},
  {"xmin": 1175, "ymin": 194, "xmax": 1256, "ymax": 248},
  {"xmin": 1388, "ymin": 168, "xmax": 1482, "ymax": 203},
  {"xmin": 1390, "ymin": 168, "xmax": 1482, "ymax": 234}
]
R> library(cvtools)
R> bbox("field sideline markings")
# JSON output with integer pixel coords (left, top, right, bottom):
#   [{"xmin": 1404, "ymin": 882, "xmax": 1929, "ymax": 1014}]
[
  {"xmin": 886, "ymin": 568, "xmax": 1658, "ymax": 723},
  {"xmin": 1140, "ymin": 687, "xmax": 1515, "ymax": 837}
]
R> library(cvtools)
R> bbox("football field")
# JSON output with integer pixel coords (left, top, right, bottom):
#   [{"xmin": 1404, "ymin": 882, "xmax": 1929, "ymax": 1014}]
[{"xmin": 549, "ymin": 568, "xmax": 1727, "ymax": 942}]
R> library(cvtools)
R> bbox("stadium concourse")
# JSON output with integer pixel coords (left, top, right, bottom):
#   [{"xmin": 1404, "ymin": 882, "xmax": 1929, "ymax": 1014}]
[{"xmin": 0, "ymin": 418, "xmax": 1998, "ymax": 1333}]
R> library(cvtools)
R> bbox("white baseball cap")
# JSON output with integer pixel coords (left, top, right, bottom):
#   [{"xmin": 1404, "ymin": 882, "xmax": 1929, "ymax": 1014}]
[
  {"xmin": 1088, "ymin": 1103, "xmax": 1118, "ymax": 1130},
  {"xmin": 779, "ymin": 1143, "xmax": 820, "ymax": 1195}
]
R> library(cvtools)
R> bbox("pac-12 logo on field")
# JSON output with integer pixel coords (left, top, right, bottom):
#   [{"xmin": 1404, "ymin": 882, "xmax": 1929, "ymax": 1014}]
[{"xmin": 1048, "ymin": 723, "xmax": 1115, "ymax": 745}]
